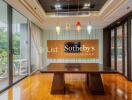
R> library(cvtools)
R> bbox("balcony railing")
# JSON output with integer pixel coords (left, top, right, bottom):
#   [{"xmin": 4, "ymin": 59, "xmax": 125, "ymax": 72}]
[{"xmin": 0, "ymin": 58, "xmax": 28, "ymax": 80}]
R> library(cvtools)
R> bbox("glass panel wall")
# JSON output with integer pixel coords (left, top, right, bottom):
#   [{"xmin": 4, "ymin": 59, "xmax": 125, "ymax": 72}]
[
  {"xmin": 111, "ymin": 29, "xmax": 115, "ymax": 69},
  {"xmin": 124, "ymin": 22, "xmax": 128, "ymax": 77},
  {"xmin": 108, "ymin": 13, "xmax": 132, "ymax": 80},
  {"xmin": 12, "ymin": 10, "xmax": 28, "ymax": 83},
  {"xmin": 0, "ymin": 0, "xmax": 9, "ymax": 91},
  {"xmin": 117, "ymin": 26, "xmax": 123, "ymax": 73}
]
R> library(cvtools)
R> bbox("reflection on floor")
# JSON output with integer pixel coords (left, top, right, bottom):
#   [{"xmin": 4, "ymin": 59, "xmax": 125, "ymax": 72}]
[
  {"xmin": 0, "ymin": 73, "xmax": 132, "ymax": 100},
  {"xmin": 0, "ymin": 75, "xmax": 26, "ymax": 90}
]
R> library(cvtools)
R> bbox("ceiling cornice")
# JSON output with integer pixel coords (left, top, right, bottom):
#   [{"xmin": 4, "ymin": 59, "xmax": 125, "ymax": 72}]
[
  {"xmin": 19, "ymin": 0, "xmax": 45, "ymax": 23},
  {"xmin": 16, "ymin": 0, "xmax": 128, "ymax": 20},
  {"xmin": 30, "ymin": 0, "xmax": 127, "ymax": 19},
  {"xmin": 5, "ymin": 0, "xmax": 130, "ymax": 29},
  {"xmin": 101, "ymin": 0, "xmax": 127, "ymax": 20}
]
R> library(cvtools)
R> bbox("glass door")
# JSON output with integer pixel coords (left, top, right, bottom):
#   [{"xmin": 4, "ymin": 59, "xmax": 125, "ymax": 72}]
[
  {"xmin": 117, "ymin": 26, "xmax": 123, "ymax": 73},
  {"xmin": 124, "ymin": 22, "xmax": 128, "ymax": 77},
  {"xmin": 111, "ymin": 29, "xmax": 115, "ymax": 69},
  {"xmin": 0, "ymin": 0, "xmax": 9, "ymax": 91},
  {"xmin": 12, "ymin": 9, "xmax": 28, "ymax": 83}
]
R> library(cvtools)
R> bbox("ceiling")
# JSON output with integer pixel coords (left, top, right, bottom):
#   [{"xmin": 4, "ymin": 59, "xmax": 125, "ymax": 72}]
[
  {"xmin": 38, "ymin": 0, "xmax": 107, "ymax": 15},
  {"xmin": 5, "ymin": 0, "xmax": 132, "ymax": 30}
]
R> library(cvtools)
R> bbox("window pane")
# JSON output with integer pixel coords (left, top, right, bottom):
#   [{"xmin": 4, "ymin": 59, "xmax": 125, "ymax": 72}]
[
  {"xmin": 117, "ymin": 26, "xmax": 123, "ymax": 73},
  {"xmin": 124, "ymin": 22, "xmax": 127, "ymax": 77},
  {"xmin": 12, "ymin": 10, "xmax": 28, "ymax": 83},
  {"xmin": 111, "ymin": 29, "xmax": 115, "ymax": 69},
  {"xmin": 0, "ymin": 0, "xmax": 9, "ymax": 90}
]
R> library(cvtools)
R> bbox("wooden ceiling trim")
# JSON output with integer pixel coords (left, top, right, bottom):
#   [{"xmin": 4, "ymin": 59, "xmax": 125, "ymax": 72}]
[
  {"xmin": 38, "ymin": 0, "xmax": 108, "ymax": 13},
  {"xmin": 19, "ymin": 0, "xmax": 44, "ymax": 23}
]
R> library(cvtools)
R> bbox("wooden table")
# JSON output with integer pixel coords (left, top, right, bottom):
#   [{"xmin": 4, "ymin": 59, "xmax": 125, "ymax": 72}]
[{"xmin": 40, "ymin": 63, "xmax": 117, "ymax": 95}]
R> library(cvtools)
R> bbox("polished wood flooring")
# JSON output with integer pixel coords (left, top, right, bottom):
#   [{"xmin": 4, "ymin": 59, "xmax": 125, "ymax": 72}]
[{"xmin": 0, "ymin": 73, "xmax": 132, "ymax": 100}]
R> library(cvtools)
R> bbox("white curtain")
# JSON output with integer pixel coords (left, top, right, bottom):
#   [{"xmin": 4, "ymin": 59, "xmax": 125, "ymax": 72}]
[{"xmin": 29, "ymin": 22, "xmax": 43, "ymax": 70}]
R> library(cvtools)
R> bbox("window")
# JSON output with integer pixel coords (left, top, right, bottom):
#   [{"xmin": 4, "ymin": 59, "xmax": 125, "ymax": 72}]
[
  {"xmin": 124, "ymin": 22, "xmax": 127, "ymax": 77},
  {"xmin": 0, "ymin": 0, "xmax": 9, "ymax": 91},
  {"xmin": 12, "ymin": 9, "xmax": 28, "ymax": 83},
  {"xmin": 106, "ymin": 12, "xmax": 132, "ymax": 80},
  {"xmin": 111, "ymin": 29, "xmax": 115, "ymax": 69},
  {"xmin": 117, "ymin": 26, "xmax": 123, "ymax": 73}
]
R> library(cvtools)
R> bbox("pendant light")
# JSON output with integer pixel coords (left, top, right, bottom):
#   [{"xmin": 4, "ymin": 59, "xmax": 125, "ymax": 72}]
[
  {"xmin": 76, "ymin": 21, "xmax": 81, "ymax": 32},
  {"xmin": 56, "ymin": 24, "xmax": 61, "ymax": 35},
  {"xmin": 87, "ymin": 24, "xmax": 92, "ymax": 34},
  {"xmin": 66, "ymin": 23, "xmax": 70, "ymax": 31},
  {"xmin": 65, "ymin": 0, "xmax": 70, "ymax": 31},
  {"xmin": 56, "ymin": 25, "xmax": 61, "ymax": 35},
  {"xmin": 76, "ymin": 0, "xmax": 81, "ymax": 32},
  {"xmin": 55, "ymin": 1, "xmax": 61, "ymax": 35},
  {"xmin": 86, "ymin": 1, "xmax": 92, "ymax": 35}
]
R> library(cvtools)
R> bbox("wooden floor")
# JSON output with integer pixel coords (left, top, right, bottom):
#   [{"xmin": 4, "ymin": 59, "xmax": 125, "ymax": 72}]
[{"xmin": 0, "ymin": 73, "xmax": 132, "ymax": 100}]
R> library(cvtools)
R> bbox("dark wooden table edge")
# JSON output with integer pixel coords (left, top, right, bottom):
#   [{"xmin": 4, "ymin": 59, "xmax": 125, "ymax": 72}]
[{"xmin": 39, "ymin": 70, "xmax": 118, "ymax": 74}]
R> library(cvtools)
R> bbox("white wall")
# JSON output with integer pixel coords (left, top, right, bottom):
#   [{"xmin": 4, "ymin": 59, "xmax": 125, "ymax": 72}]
[{"xmin": 42, "ymin": 28, "xmax": 103, "ymax": 66}]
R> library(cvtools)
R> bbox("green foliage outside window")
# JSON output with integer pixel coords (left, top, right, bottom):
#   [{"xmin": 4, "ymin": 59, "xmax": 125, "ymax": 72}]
[{"xmin": 0, "ymin": 30, "xmax": 20, "ymax": 65}]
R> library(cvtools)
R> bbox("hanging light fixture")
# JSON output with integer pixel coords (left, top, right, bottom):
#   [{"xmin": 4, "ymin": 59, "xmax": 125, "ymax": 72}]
[
  {"xmin": 76, "ymin": 0, "xmax": 81, "ymax": 32},
  {"xmin": 87, "ymin": 24, "xmax": 92, "ymax": 34},
  {"xmin": 76, "ymin": 21, "xmax": 81, "ymax": 32},
  {"xmin": 56, "ymin": 25, "xmax": 61, "ymax": 35},
  {"xmin": 66, "ymin": 23, "xmax": 70, "ymax": 31},
  {"xmin": 86, "ymin": 1, "xmax": 92, "ymax": 35},
  {"xmin": 55, "ymin": 0, "xmax": 61, "ymax": 35},
  {"xmin": 65, "ymin": 0, "xmax": 70, "ymax": 31}
]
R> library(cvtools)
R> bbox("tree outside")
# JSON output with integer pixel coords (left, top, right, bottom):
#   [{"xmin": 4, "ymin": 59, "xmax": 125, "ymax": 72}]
[{"xmin": 0, "ymin": 28, "xmax": 20, "ymax": 76}]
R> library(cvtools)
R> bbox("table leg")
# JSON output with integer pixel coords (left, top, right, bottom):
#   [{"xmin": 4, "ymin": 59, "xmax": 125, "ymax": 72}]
[
  {"xmin": 86, "ymin": 73, "xmax": 89, "ymax": 85},
  {"xmin": 87, "ymin": 73, "xmax": 105, "ymax": 95},
  {"xmin": 51, "ymin": 73, "xmax": 65, "ymax": 94}
]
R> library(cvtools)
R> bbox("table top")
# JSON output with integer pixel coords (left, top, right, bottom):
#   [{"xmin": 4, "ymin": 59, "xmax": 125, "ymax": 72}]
[{"xmin": 40, "ymin": 63, "xmax": 117, "ymax": 73}]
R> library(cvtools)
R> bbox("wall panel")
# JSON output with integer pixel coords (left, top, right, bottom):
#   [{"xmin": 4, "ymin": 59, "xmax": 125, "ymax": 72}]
[
  {"xmin": 47, "ymin": 40, "xmax": 99, "ymax": 58},
  {"xmin": 42, "ymin": 29, "xmax": 103, "ymax": 66}
]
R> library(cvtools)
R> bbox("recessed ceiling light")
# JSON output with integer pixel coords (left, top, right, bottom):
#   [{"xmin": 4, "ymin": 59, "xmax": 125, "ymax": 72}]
[
  {"xmin": 55, "ymin": 4, "xmax": 62, "ymax": 10},
  {"xmin": 84, "ymin": 3, "xmax": 90, "ymax": 7},
  {"xmin": 83, "ymin": 3, "xmax": 90, "ymax": 9}
]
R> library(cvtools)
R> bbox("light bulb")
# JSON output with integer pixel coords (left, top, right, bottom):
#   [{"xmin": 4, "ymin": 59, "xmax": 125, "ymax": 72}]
[
  {"xmin": 77, "ymin": 26, "xmax": 81, "ymax": 32},
  {"xmin": 65, "ymin": 23, "xmax": 70, "ymax": 31},
  {"xmin": 87, "ymin": 25, "xmax": 92, "ymax": 34},
  {"xmin": 76, "ymin": 21, "xmax": 81, "ymax": 32},
  {"xmin": 56, "ymin": 25, "xmax": 61, "ymax": 35}
]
